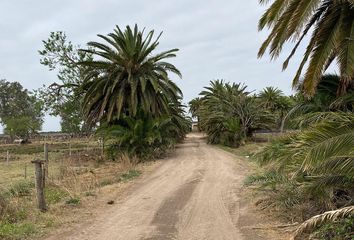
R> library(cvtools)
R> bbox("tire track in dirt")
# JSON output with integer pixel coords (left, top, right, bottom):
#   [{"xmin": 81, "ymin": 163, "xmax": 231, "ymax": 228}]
[{"xmin": 45, "ymin": 133, "xmax": 287, "ymax": 240}]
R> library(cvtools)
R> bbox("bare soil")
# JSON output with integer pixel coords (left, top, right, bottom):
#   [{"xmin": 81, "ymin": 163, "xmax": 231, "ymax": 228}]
[{"xmin": 45, "ymin": 133, "xmax": 290, "ymax": 240}]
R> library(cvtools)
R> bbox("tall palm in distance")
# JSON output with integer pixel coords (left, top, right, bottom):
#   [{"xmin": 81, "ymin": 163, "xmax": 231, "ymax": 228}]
[
  {"xmin": 79, "ymin": 25, "xmax": 182, "ymax": 123},
  {"xmin": 258, "ymin": 0, "xmax": 354, "ymax": 96}
]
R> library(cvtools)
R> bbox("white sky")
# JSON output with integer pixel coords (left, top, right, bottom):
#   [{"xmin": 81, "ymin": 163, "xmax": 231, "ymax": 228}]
[{"xmin": 0, "ymin": 0, "xmax": 336, "ymax": 133}]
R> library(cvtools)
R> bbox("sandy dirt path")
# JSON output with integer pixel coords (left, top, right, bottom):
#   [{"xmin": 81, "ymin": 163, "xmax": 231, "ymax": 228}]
[{"xmin": 46, "ymin": 133, "xmax": 286, "ymax": 240}]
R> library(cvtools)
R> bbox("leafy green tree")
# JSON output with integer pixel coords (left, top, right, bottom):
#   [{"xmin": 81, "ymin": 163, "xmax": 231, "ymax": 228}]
[
  {"xmin": 79, "ymin": 25, "xmax": 182, "ymax": 123},
  {"xmin": 0, "ymin": 79, "xmax": 43, "ymax": 139},
  {"xmin": 258, "ymin": 0, "xmax": 354, "ymax": 96},
  {"xmin": 38, "ymin": 31, "xmax": 92, "ymax": 133}
]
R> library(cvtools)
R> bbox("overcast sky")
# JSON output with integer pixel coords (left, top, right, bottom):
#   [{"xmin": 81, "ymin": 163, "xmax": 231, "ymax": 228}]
[{"xmin": 0, "ymin": 0, "xmax": 325, "ymax": 133}]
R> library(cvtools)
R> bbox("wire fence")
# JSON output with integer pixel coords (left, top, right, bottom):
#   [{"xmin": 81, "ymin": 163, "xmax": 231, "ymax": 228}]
[{"xmin": 0, "ymin": 139, "xmax": 104, "ymax": 187}]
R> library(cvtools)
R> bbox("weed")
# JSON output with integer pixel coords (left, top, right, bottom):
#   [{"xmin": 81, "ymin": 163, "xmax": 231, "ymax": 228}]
[
  {"xmin": 0, "ymin": 222, "xmax": 37, "ymax": 240},
  {"xmin": 84, "ymin": 191, "xmax": 96, "ymax": 197},
  {"xmin": 65, "ymin": 197, "xmax": 80, "ymax": 205},
  {"xmin": 98, "ymin": 178, "xmax": 115, "ymax": 187},
  {"xmin": 45, "ymin": 185, "xmax": 68, "ymax": 204},
  {"xmin": 119, "ymin": 170, "xmax": 141, "ymax": 181},
  {"xmin": 7, "ymin": 180, "xmax": 34, "ymax": 197}
]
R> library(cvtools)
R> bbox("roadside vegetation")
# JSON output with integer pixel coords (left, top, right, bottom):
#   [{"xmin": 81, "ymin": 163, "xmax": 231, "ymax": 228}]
[
  {"xmin": 79, "ymin": 25, "xmax": 190, "ymax": 159},
  {"xmin": 0, "ymin": 24, "xmax": 189, "ymax": 239},
  {"xmin": 188, "ymin": 1, "xmax": 354, "ymax": 238}
]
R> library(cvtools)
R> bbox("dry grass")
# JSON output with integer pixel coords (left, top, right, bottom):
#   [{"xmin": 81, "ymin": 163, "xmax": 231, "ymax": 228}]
[{"xmin": 0, "ymin": 139, "xmax": 147, "ymax": 240}]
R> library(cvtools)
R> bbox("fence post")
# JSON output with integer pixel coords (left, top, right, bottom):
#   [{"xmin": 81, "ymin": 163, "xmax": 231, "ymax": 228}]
[
  {"xmin": 69, "ymin": 141, "xmax": 72, "ymax": 156},
  {"xmin": 44, "ymin": 143, "xmax": 49, "ymax": 178},
  {"xmin": 6, "ymin": 150, "xmax": 9, "ymax": 165},
  {"xmin": 24, "ymin": 163, "xmax": 27, "ymax": 179},
  {"xmin": 101, "ymin": 137, "xmax": 104, "ymax": 157},
  {"xmin": 31, "ymin": 159, "xmax": 47, "ymax": 212}
]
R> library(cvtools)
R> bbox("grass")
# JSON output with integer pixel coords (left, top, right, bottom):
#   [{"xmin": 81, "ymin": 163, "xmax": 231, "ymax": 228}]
[
  {"xmin": 65, "ymin": 197, "xmax": 81, "ymax": 205},
  {"xmin": 0, "ymin": 139, "xmax": 145, "ymax": 240},
  {"xmin": 45, "ymin": 185, "xmax": 68, "ymax": 204},
  {"xmin": 0, "ymin": 222, "xmax": 37, "ymax": 240},
  {"xmin": 312, "ymin": 216, "xmax": 354, "ymax": 240},
  {"xmin": 98, "ymin": 169, "xmax": 142, "ymax": 187},
  {"xmin": 119, "ymin": 170, "xmax": 141, "ymax": 181}
]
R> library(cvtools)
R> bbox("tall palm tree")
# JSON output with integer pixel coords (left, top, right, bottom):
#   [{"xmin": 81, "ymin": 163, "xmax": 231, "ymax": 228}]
[
  {"xmin": 79, "ymin": 25, "xmax": 182, "ymax": 123},
  {"xmin": 258, "ymin": 0, "xmax": 354, "ymax": 96}
]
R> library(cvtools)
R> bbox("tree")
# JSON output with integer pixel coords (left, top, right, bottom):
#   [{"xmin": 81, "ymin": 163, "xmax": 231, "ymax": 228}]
[
  {"xmin": 38, "ymin": 31, "xmax": 92, "ymax": 133},
  {"xmin": 258, "ymin": 0, "xmax": 354, "ymax": 96},
  {"xmin": 188, "ymin": 97, "xmax": 203, "ymax": 120},
  {"xmin": 258, "ymin": 87, "xmax": 293, "ymax": 129},
  {"xmin": 0, "ymin": 79, "xmax": 43, "ymax": 139},
  {"xmin": 198, "ymin": 80, "xmax": 273, "ymax": 146},
  {"xmin": 79, "ymin": 24, "xmax": 182, "ymax": 123}
]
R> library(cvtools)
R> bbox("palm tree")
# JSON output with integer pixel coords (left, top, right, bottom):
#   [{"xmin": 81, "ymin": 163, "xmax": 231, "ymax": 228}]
[
  {"xmin": 79, "ymin": 24, "xmax": 182, "ymax": 123},
  {"xmin": 198, "ymin": 80, "xmax": 273, "ymax": 146},
  {"xmin": 252, "ymin": 111, "xmax": 354, "ymax": 237},
  {"xmin": 258, "ymin": 87, "xmax": 284, "ymax": 111},
  {"xmin": 188, "ymin": 97, "xmax": 202, "ymax": 121},
  {"xmin": 258, "ymin": 0, "xmax": 354, "ymax": 96}
]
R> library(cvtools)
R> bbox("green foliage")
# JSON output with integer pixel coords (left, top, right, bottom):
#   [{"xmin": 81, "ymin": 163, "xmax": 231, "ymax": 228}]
[
  {"xmin": 251, "ymin": 112, "xmax": 354, "ymax": 221},
  {"xmin": 0, "ymin": 79, "xmax": 43, "ymax": 138},
  {"xmin": 65, "ymin": 197, "xmax": 80, "ymax": 205},
  {"xmin": 312, "ymin": 216, "xmax": 354, "ymax": 240},
  {"xmin": 74, "ymin": 24, "xmax": 190, "ymax": 160},
  {"xmin": 44, "ymin": 185, "xmax": 68, "ymax": 204},
  {"xmin": 258, "ymin": 0, "xmax": 354, "ymax": 96},
  {"xmin": 37, "ymin": 31, "xmax": 92, "ymax": 133},
  {"xmin": 6, "ymin": 181, "xmax": 34, "ymax": 198},
  {"xmin": 79, "ymin": 24, "xmax": 182, "ymax": 123},
  {"xmin": 120, "ymin": 170, "xmax": 141, "ymax": 181},
  {"xmin": 284, "ymin": 75, "xmax": 354, "ymax": 130},
  {"xmin": 258, "ymin": 87, "xmax": 294, "ymax": 129},
  {"xmin": 99, "ymin": 112, "xmax": 190, "ymax": 160},
  {"xmin": 0, "ymin": 222, "xmax": 37, "ymax": 240},
  {"xmin": 188, "ymin": 97, "xmax": 203, "ymax": 127},
  {"xmin": 197, "ymin": 80, "xmax": 274, "ymax": 147}
]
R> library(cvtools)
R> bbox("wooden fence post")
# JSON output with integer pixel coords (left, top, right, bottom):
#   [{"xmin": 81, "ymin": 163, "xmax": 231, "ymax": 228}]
[
  {"xmin": 6, "ymin": 150, "xmax": 9, "ymax": 165},
  {"xmin": 31, "ymin": 159, "xmax": 47, "ymax": 212},
  {"xmin": 24, "ymin": 163, "xmax": 27, "ymax": 179},
  {"xmin": 44, "ymin": 143, "xmax": 49, "ymax": 178},
  {"xmin": 101, "ymin": 137, "xmax": 104, "ymax": 157}
]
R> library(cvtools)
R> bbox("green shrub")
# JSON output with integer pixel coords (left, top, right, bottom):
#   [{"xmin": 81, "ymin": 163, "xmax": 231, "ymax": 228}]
[{"xmin": 7, "ymin": 181, "xmax": 34, "ymax": 197}]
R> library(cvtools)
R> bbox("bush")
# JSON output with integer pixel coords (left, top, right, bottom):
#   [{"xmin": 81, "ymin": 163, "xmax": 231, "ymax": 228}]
[{"xmin": 7, "ymin": 181, "xmax": 34, "ymax": 197}]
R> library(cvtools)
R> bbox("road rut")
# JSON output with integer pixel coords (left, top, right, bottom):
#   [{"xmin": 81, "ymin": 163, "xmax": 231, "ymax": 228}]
[{"xmin": 46, "ymin": 133, "xmax": 280, "ymax": 240}]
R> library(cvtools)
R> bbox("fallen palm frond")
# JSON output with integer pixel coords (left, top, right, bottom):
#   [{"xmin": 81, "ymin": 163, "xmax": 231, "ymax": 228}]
[{"xmin": 291, "ymin": 206, "xmax": 354, "ymax": 239}]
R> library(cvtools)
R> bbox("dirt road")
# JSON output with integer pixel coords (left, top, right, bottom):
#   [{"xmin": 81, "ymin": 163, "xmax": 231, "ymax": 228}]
[{"xmin": 47, "ymin": 133, "xmax": 285, "ymax": 240}]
